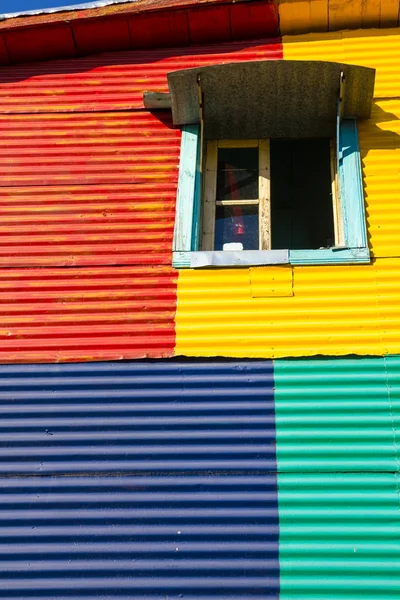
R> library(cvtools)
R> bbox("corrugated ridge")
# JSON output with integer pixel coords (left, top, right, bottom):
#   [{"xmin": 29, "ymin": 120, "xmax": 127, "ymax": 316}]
[
  {"xmin": 0, "ymin": 360, "xmax": 279, "ymax": 599},
  {"xmin": 274, "ymin": 357, "xmax": 400, "ymax": 599},
  {"xmin": 277, "ymin": 472, "xmax": 400, "ymax": 599},
  {"xmin": 0, "ymin": 183, "xmax": 177, "ymax": 267},
  {"xmin": 274, "ymin": 357, "xmax": 397, "ymax": 472},
  {"xmin": 0, "ymin": 40, "xmax": 282, "ymax": 114},
  {"xmin": 0, "ymin": 112, "xmax": 180, "ymax": 187},
  {"xmin": 283, "ymin": 29, "xmax": 400, "ymax": 98},
  {"xmin": 0, "ymin": 266, "xmax": 177, "ymax": 362},
  {"xmin": 0, "ymin": 110, "xmax": 179, "ymax": 267}
]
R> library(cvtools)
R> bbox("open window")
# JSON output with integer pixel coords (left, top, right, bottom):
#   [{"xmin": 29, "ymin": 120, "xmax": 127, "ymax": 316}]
[
  {"xmin": 163, "ymin": 60, "xmax": 375, "ymax": 268},
  {"xmin": 203, "ymin": 138, "xmax": 337, "ymax": 254}
]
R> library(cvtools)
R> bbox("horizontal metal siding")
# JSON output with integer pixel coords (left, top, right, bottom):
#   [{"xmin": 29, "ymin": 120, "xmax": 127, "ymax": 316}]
[
  {"xmin": 0, "ymin": 111, "xmax": 179, "ymax": 268},
  {"xmin": 358, "ymin": 98, "xmax": 400, "ymax": 259},
  {"xmin": 277, "ymin": 472, "xmax": 400, "ymax": 599},
  {"xmin": 0, "ymin": 360, "xmax": 279, "ymax": 599},
  {"xmin": 274, "ymin": 357, "xmax": 400, "ymax": 599},
  {"xmin": 175, "ymin": 263, "xmax": 385, "ymax": 358},
  {"xmin": 174, "ymin": 30, "xmax": 400, "ymax": 360},
  {"xmin": 0, "ymin": 40, "xmax": 283, "ymax": 114},
  {"xmin": 273, "ymin": 357, "xmax": 397, "ymax": 472},
  {"xmin": 0, "ymin": 112, "xmax": 180, "ymax": 187},
  {"xmin": 0, "ymin": 183, "xmax": 177, "ymax": 267},
  {"xmin": 0, "ymin": 266, "xmax": 177, "ymax": 362},
  {"xmin": 284, "ymin": 28, "xmax": 400, "ymax": 98}
]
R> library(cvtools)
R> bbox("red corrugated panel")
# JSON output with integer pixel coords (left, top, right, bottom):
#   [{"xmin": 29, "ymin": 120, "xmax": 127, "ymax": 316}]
[
  {"xmin": 0, "ymin": 183, "xmax": 177, "ymax": 267},
  {"xmin": 0, "ymin": 111, "xmax": 180, "ymax": 187},
  {"xmin": 0, "ymin": 265, "xmax": 177, "ymax": 362},
  {"xmin": 0, "ymin": 40, "xmax": 283, "ymax": 113}
]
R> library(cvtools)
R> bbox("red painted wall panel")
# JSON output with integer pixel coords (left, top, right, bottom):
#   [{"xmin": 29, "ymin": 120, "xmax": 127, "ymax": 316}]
[
  {"xmin": 4, "ymin": 26, "xmax": 77, "ymax": 63},
  {"xmin": 129, "ymin": 10, "xmax": 189, "ymax": 49},
  {"xmin": 230, "ymin": 2, "xmax": 279, "ymax": 39},
  {"xmin": 0, "ymin": 36, "xmax": 10, "ymax": 66},
  {"xmin": 0, "ymin": 265, "xmax": 178, "ymax": 362},
  {"xmin": 0, "ymin": 37, "xmax": 283, "ymax": 362},
  {"xmin": 73, "ymin": 18, "xmax": 132, "ymax": 54},
  {"xmin": 0, "ymin": 111, "xmax": 180, "ymax": 187},
  {"xmin": 0, "ymin": 183, "xmax": 177, "ymax": 267},
  {"xmin": 187, "ymin": 6, "xmax": 231, "ymax": 44},
  {"xmin": 0, "ymin": 40, "xmax": 283, "ymax": 114}
]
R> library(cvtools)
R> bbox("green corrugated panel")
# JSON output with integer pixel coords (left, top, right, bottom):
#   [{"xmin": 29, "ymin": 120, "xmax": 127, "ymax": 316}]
[
  {"xmin": 384, "ymin": 355, "xmax": 400, "ymax": 470},
  {"xmin": 274, "ymin": 358, "xmax": 397, "ymax": 472},
  {"xmin": 274, "ymin": 357, "xmax": 400, "ymax": 600}
]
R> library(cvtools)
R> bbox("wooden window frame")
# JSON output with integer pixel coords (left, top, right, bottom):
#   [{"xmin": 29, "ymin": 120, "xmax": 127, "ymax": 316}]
[
  {"xmin": 202, "ymin": 139, "xmax": 270, "ymax": 252},
  {"xmin": 172, "ymin": 120, "xmax": 369, "ymax": 268}
]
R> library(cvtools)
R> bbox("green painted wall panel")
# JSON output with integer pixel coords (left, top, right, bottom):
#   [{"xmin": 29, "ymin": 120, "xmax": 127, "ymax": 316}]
[
  {"xmin": 275, "ymin": 357, "xmax": 400, "ymax": 600},
  {"xmin": 274, "ymin": 358, "xmax": 397, "ymax": 472},
  {"xmin": 277, "ymin": 473, "xmax": 400, "ymax": 599}
]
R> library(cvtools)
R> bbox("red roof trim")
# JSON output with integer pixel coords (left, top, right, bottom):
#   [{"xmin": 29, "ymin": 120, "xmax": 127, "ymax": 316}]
[
  {"xmin": 0, "ymin": 0, "xmax": 260, "ymax": 31},
  {"xmin": 0, "ymin": 0, "xmax": 279, "ymax": 64}
]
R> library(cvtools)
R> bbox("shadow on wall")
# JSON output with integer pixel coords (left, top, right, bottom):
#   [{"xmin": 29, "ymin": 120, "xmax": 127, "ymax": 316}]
[
  {"xmin": 359, "ymin": 102, "xmax": 400, "ymax": 253},
  {"xmin": 0, "ymin": 38, "xmax": 283, "ymax": 85}
]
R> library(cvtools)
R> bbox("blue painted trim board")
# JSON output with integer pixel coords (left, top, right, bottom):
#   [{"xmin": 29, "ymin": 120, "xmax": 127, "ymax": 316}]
[{"xmin": 173, "ymin": 125, "xmax": 200, "ymax": 253}]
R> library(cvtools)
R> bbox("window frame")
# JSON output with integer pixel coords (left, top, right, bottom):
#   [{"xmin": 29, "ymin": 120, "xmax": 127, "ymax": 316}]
[
  {"xmin": 172, "ymin": 119, "xmax": 369, "ymax": 268},
  {"xmin": 203, "ymin": 139, "xmax": 270, "ymax": 252}
]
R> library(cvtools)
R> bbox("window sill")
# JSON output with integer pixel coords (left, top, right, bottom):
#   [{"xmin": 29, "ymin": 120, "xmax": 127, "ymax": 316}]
[{"xmin": 172, "ymin": 247, "xmax": 370, "ymax": 268}]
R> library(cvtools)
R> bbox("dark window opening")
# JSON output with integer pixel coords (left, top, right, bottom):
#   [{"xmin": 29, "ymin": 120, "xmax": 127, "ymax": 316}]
[
  {"xmin": 270, "ymin": 139, "xmax": 334, "ymax": 250},
  {"xmin": 216, "ymin": 147, "xmax": 259, "ymax": 201}
]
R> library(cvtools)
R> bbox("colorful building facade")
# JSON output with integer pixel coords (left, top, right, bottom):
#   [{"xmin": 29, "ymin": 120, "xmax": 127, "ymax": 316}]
[{"xmin": 0, "ymin": 0, "xmax": 399, "ymax": 597}]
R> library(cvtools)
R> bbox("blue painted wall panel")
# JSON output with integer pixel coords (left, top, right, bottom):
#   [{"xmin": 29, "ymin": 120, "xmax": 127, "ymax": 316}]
[{"xmin": 0, "ymin": 360, "xmax": 278, "ymax": 599}]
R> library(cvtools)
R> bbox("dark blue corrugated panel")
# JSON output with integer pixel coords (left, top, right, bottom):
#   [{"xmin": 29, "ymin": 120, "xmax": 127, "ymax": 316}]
[{"xmin": 0, "ymin": 360, "xmax": 278, "ymax": 599}]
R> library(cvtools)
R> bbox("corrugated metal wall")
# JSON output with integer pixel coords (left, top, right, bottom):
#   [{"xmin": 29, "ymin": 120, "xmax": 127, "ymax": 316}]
[
  {"xmin": 0, "ymin": 360, "xmax": 279, "ymax": 599},
  {"xmin": 0, "ymin": 38, "xmax": 282, "ymax": 362},
  {"xmin": 274, "ymin": 357, "xmax": 400, "ymax": 600},
  {"xmin": 175, "ymin": 27, "xmax": 400, "ymax": 359},
  {"xmin": 0, "ymin": 41, "xmax": 282, "ymax": 113}
]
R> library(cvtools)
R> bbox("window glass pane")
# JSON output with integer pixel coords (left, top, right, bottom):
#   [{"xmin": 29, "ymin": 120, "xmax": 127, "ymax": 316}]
[
  {"xmin": 215, "ymin": 205, "xmax": 259, "ymax": 250},
  {"xmin": 216, "ymin": 148, "xmax": 259, "ymax": 201}
]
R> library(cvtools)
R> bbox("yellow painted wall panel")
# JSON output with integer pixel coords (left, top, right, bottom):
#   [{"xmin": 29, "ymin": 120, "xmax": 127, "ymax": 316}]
[
  {"xmin": 329, "ymin": 0, "xmax": 363, "ymax": 30},
  {"xmin": 175, "ymin": 265, "xmax": 383, "ymax": 358},
  {"xmin": 279, "ymin": 1, "xmax": 328, "ymax": 35},
  {"xmin": 374, "ymin": 258, "xmax": 400, "ymax": 354},
  {"xmin": 361, "ymin": 0, "xmax": 382, "ymax": 27},
  {"xmin": 175, "ymin": 29, "xmax": 400, "ymax": 359},
  {"xmin": 250, "ymin": 266, "xmax": 293, "ymax": 297},
  {"xmin": 380, "ymin": 0, "xmax": 399, "ymax": 27},
  {"xmin": 342, "ymin": 30, "xmax": 400, "ymax": 97},
  {"xmin": 284, "ymin": 29, "xmax": 400, "ymax": 98},
  {"xmin": 358, "ymin": 99, "xmax": 400, "ymax": 258},
  {"xmin": 310, "ymin": 0, "xmax": 329, "ymax": 30},
  {"xmin": 283, "ymin": 31, "xmax": 344, "ymax": 61}
]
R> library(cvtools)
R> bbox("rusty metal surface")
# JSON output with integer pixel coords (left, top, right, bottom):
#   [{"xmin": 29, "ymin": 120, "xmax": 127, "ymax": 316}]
[{"xmin": 0, "ymin": 41, "xmax": 282, "ymax": 113}]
